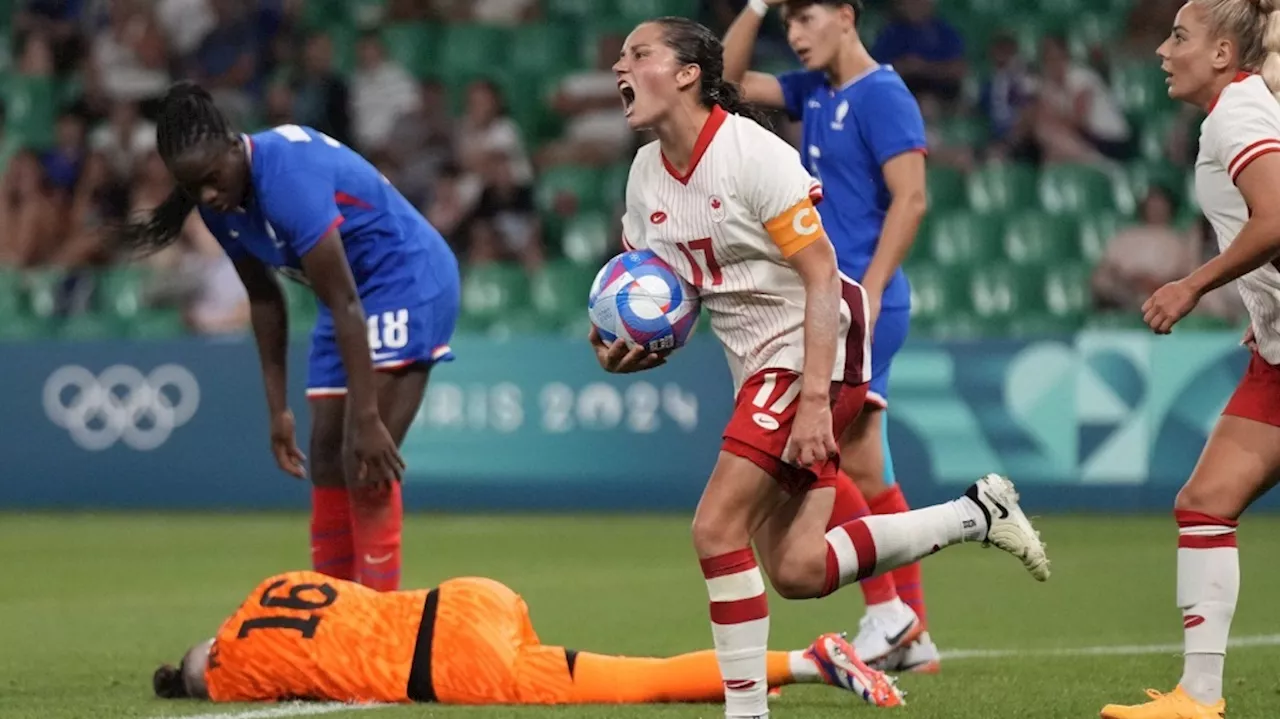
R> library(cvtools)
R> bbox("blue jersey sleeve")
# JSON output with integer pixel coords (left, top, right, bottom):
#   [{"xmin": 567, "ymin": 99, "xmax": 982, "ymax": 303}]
[
  {"xmin": 198, "ymin": 208, "xmax": 249, "ymax": 261},
  {"xmin": 776, "ymin": 70, "xmax": 826, "ymax": 122},
  {"xmin": 856, "ymin": 78, "xmax": 928, "ymax": 166},
  {"xmin": 255, "ymin": 169, "xmax": 344, "ymax": 257}
]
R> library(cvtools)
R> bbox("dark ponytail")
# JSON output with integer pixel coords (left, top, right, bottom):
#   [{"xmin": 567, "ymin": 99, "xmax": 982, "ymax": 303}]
[
  {"xmin": 111, "ymin": 81, "xmax": 235, "ymax": 257},
  {"xmin": 152, "ymin": 664, "xmax": 189, "ymax": 699},
  {"xmin": 652, "ymin": 16, "xmax": 772, "ymax": 127}
]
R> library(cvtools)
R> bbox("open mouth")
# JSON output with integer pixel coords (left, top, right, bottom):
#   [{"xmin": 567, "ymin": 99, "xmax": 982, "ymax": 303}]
[{"xmin": 618, "ymin": 81, "xmax": 636, "ymax": 116}]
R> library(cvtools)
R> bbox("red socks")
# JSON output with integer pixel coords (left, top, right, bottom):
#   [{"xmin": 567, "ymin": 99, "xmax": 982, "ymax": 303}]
[
  {"xmin": 831, "ymin": 473, "xmax": 899, "ymax": 605},
  {"xmin": 350, "ymin": 482, "xmax": 404, "ymax": 592},
  {"xmin": 869, "ymin": 485, "xmax": 927, "ymax": 627},
  {"xmin": 310, "ymin": 487, "xmax": 355, "ymax": 580}
]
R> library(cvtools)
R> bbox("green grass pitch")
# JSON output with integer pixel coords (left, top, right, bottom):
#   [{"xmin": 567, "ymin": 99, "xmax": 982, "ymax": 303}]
[{"xmin": 3, "ymin": 513, "xmax": 1280, "ymax": 718}]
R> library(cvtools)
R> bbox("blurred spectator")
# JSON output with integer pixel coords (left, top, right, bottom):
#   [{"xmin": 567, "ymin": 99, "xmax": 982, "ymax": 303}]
[
  {"xmin": 154, "ymin": 0, "xmax": 215, "ymax": 57},
  {"xmin": 918, "ymin": 95, "xmax": 975, "ymax": 172},
  {"xmin": 86, "ymin": 0, "xmax": 170, "ymax": 116},
  {"xmin": 40, "ymin": 112, "xmax": 87, "ymax": 195},
  {"xmin": 426, "ymin": 163, "xmax": 474, "ymax": 247},
  {"xmin": 1092, "ymin": 186, "xmax": 1192, "ymax": 311},
  {"xmin": 264, "ymin": 82, "xmax": 295, "ymax": 126},
  {"xmin": 17, "ymin": 27, "xmax": 57, "ymax": 77},
  {"xmin": 143, "ymin": 217, "xmax": 251, "ymax": 335},
  {"xmin": 1031, "ymin": 35, "xmax": 1132, "ymax": 167},
  {"xmin": 15, "ymin": 0, "xmax": 86, "ymax": 73},
  {"xmin": 89, "ymin": 101, "xmax": 156, "ymax": 185},
  {"xmin": 702, "ymin": 0, "xmax": 793, "ymax": 66},
  {"xmin": 0, "ymin": 151, "xmax": 62, "ymax": 267},
  {"xmin": 350, "ymin": 31, "xmax": 420, "ymax": 154},
  {"xmin": 978, "ymin": 33, "xmax": 1035, "ymax": 159},
  {"xmin": 871, "ymin": 0, "xmax": 966, "ymax": 105},
  {"xmin": 188, "ymin": 0, "xmax": 259, "ymax": 128},
  {"xmin": 538, "ymin": 32, "xmax": 632, "ymax": 169},
  {"xmin": 431, "ymin": 0, "xmax": 540, "ymax": 24},
  {"xmin": 385, "ymin": 79, "xmax": 455, "ymax": 208},
  {"xmin": 54, "ymin": 151, "xmax": 115, "ymax": 267},
  {"xmin": 386, "ymin": 0, "xmax": 431, "ymax": 22},
  {"xmin": 0, "ymin": 102, "xmax": 18, "ymax": 176},
  {"xmin": 455, "ymin": 79, "xmax": 533, "ymax": 188},
  {"xmin": 465, "ymin": 149, "xmax": 543, "ymax": 271},
  {"xmin": 292, "ymin": 33, "xmax": 352, "ymax": 146},
  {"xmin": 1121, "ymin": 0, "xmax": 1183, "ymax": 59}
]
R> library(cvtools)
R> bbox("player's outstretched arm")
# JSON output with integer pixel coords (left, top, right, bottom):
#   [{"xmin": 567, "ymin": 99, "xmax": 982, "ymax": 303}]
[
  {"xmin": 300, "ymin": 231, "xmax": 406, "ymax": 485},
  {"xmin": 234, "ymin": 256, "xmax": 306, "ymax": 479},
  {"xmin": 722, "ymin": 0, "xmax": 787, "ymax": 109},
  {"xmin": 1146, "ymin": 153, "xmax": 1280, "ymax": 333}
]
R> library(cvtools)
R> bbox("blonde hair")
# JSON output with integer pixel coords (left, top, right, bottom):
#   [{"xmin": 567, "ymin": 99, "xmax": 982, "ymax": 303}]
[{"xmin": 1195, "ymin": 0, "xmax": 1280, "ymax": 92}]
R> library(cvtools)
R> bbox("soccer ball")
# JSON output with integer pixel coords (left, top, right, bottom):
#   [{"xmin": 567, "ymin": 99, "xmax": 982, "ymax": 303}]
[{"xmin": 588, "ymin": 249, "xmax": 700, "ymax": 353}]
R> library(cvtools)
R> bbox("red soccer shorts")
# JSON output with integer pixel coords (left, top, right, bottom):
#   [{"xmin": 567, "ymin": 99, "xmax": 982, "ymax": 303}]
[
  {"xmin": 1223, "ymin": 351, "xmax": 1280, "ymax": 427},
  {"xmin": 722, "ymin": 369, "xmax": 868, "ymax": 495}
]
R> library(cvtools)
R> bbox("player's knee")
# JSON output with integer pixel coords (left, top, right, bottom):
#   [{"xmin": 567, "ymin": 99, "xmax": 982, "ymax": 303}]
[
  {"xmin": 690, "ymin": 512, "xmax": 751, "ymax": 559},
  {"xmin": 767, "ymin": 550, "xmax": 826, "ymax": 600}
]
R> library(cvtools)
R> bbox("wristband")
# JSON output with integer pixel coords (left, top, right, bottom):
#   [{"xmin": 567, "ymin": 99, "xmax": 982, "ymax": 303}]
[{"xmin": 748, "ymin": 0, "xmax": 769, "ymax": 17}]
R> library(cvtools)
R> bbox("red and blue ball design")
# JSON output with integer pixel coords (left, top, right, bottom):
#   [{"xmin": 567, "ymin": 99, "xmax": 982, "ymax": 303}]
[{"xmin": 588, "ymin": 249, "xmax": 700, "ymax": 353}]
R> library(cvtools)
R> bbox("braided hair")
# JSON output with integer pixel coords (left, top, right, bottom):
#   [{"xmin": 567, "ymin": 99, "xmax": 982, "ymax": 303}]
[
  {"xmin": 113, "ymin": 82, "xmax": 237, "ymax": 256},
  {"xmin": 152, "ymin": 663, "xmax": 189, "ymax": 699},
  {"xmin": 650, "ymin": 16, "xmax": 771, "ymax": 127}
]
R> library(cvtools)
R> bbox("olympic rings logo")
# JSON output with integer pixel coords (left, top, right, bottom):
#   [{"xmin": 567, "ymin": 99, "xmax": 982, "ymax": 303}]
[{"xmin": 43, "ymin": 365, "xmax": 201, "ymax": 451}]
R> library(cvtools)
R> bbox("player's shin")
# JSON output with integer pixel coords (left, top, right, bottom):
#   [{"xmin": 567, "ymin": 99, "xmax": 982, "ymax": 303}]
[
  {"xmin": 830, "ymin": 474, "xmax": 899, "ymax": 606},
  {"xmin": 701, "ymin": 548, "xmax": 770, "ymax": 718},
  {"xmin": 1176, "ymin": 510, "xmax": 1239, "ymax": 706},
  {"xmin": 310, "ymin": 486, "xmax": 355, "ymax": 580},
  {"xmin": 868, "ymin": 485, "xmax": 928, "ymax": 627},
  {"xmin": 351, "ymin": 482, "xmax": 403, "ymax": 591},
  {"xmin": 823, "ymin": 501, "xmax": 984, "ymax": 594}
]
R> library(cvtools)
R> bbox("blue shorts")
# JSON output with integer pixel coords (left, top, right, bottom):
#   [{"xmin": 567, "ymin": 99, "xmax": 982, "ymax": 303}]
[
  {"xmin": 867, "ymin": 304, "xmax": 910, "ymax": 409},
  {"xmin": 306, "ymin": 289, "xmax": 459, "ymax": 398}
]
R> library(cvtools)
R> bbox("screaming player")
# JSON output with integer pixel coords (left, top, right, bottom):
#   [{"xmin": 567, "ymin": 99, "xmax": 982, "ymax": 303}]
[
  {"xmin": 595, "ymin": 16, "xmax": 1048, "ymax": 718},
  {"xmin": 1103, "ymin": 1, "xmax": 1280, "ymax": 717},
  {"xmin": 114, "ymin": 83, "xmax": 461, "ymax": 592},
  {"xmin": 153, "ymin": 571, "xmax": 893, "ymax": 706},
  {"xmin": 721, "ymin": 0, "xmax": 935, "ymax": 671}
]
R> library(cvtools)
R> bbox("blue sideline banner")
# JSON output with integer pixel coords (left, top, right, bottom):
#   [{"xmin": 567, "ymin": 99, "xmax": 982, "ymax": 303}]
[{"xmin": 0, "ymin": 331, "xmax": 1263, "ymax": 511}]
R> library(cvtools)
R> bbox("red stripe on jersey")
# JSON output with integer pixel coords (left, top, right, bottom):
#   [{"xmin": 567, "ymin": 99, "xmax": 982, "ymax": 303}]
[
  {"xmin": 335, "ymin": 192, "xmax": 374, "ymax": 210},
  {"xmin": 699, "ymin": 548, "xmax": 758, "ymax": 579},
  {"xmin": 1231, "ymin": 145, "xmax": 1280, "ymax": 183},
  {"xmin": 709, "ymin": 593, "xmax": 769, "ymax": 624},
  {"xmin": 317, "ymin": 215, "xmax": 345, "ymax": 241},
  {"xmin": 662, "ymin": 105, "xmax": 728, "ymax": 185},
  {"xmin": 1208, "ymin": 71, "xmax": 1254, "ymax": 113}
]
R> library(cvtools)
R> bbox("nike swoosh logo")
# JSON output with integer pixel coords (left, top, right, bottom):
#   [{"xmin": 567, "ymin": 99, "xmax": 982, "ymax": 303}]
[
  {"xmin": 885, "ymin": 621, "xmax": 917, "ymax": 647},
  {"xmin": 984, "ymin": 492, "xmax": 1010, "ymax": 520},
  {"xmin": 371, "ymin": 352, "xmax": 400, "ymax": 362},
  {"xmin": 364, "ymin": 553, "xmax": 394, "ymax": 565}
]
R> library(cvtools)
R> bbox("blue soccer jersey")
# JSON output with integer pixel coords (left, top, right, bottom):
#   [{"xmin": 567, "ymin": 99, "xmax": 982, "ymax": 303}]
[
  {"xmin": 776, "ymin": 65, "xmax": 926, "ymax": 312},
  {"xmin": 199, "ymin": 124, "xmax": 460, "ymax": 394},
  {"xmin": 777, "ymin": 66, "xmax": 926, "ymax": 410}
]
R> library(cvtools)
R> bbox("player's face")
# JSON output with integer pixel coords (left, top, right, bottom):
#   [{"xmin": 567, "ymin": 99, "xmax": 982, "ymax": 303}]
[
  {"xmin": 614, "ymin": 23, "xmax": 692, "ymax": 130},
  {"xmin": 1157, "ymin": 2, "xmax": 1231, "ymax": 105},
  {"xmin": 783, "ymin": 3, "xmax": 850, "ymax": 71},
  {"xmin": 170, "ymin": 141, "xmax": 249, "ymax": 213}
]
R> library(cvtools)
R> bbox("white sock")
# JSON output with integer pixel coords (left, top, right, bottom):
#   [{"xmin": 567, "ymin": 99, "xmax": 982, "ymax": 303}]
[
  {"xmin": 702, "ymin": 549, "xmax": 770, "ymax": 718},
  {"xmin": 825, "ymin": 501, "xmax": 977, "ymax": 591},
  {"xmin": 787, "ymin": 651, "xmax": 822, "ymax": 683},
  {"xmin": 865, "ymin": 597, "xmax": 909, "ymax": 622},
  {"xmin": 1175, "ymin": 510, "xmax": 1239, "ymax": 706}
]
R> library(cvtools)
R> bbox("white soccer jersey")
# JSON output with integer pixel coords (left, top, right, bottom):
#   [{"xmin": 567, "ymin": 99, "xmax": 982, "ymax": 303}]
[
  {"xmin": 1197, "ymin": 73, "xmax": 1280, "ymax": 363},
  {"xmin": 620, "ymin": 106, "xmax": 868, "ymax": 391}
]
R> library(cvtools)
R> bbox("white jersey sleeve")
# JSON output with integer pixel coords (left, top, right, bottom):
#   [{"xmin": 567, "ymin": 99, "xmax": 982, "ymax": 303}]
[
  {"xmin": 1205, "ymin": 83, "xmax": 1280, "ymax": 185},
  {"xmin": 740, "ymin": 132, "xmax": 828, "ymax": 259}
]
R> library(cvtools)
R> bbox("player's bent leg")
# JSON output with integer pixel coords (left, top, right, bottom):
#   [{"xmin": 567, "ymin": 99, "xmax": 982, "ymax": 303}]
[
  {"xmin": 348, "ymin": 364, "xmax": 430, "ymax": 592},
  {"xmin": 308, "ymin": 396, "xmax": 355, "ymax": 580},
  {"xmin": 691, "ymin": 451, "xmax": 792, "ymax": 719},
  {"xmin": 1102, "ymin": 416, "xmax": 1280, "ymax": 719}
]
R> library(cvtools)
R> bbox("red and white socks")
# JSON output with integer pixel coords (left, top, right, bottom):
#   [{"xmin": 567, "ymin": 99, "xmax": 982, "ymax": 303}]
[
  {"xmin": 1176, "ymin": 509, "xmax": 1239, "ymax": 706},
  {"xmin": 868, "ymin": 485, "xmax": 929, "ymax": 627},
  {"xmin": 702, "ymin": 548, "xmax": 770, "ymax": 718},
  {"xmin": 830, "ymin": 473, "xmax": 899, "ymax": 605}
]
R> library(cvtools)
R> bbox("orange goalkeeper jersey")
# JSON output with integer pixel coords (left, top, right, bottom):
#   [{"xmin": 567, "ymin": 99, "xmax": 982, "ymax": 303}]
[{"xmin": 205, "ymin": 571, "xmax": 432, "ymax": 703}]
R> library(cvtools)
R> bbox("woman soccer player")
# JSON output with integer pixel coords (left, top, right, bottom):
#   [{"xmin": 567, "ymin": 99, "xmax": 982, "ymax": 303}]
[
  {"xmin": 720, "ymin": 0, "xmax": 935, "ymax": 670},
  {"xmin": 1102, "ymin": 1, "xmax": 1280, "ymax": 717},
  {"xmin": 592, "ymin": 16, "xmax": 1048, "ymax": 718},
  {"xmin": 115, "ymin": 83, "xmax": 461, "ymax": 593}
]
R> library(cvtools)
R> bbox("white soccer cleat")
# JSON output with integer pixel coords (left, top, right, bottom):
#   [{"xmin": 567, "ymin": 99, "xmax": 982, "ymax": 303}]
[
  {"xmin": 876, "ymin": 632, "xmax": 942, "ymax": 674},
  {"xmin": 851, "ymin": 600, "xmax": 923, "ymax": 666},
  {"xmin": 965, "ymin": 474, "xmax": 1051, "ymax": 582},
  {"xmin": 804, "ymin": 632, "xmax": 905, "ymax": 707}
]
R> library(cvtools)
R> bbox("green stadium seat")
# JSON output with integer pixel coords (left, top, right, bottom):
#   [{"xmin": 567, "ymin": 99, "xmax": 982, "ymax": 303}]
[
  {"xmin": 1066, "ymin": 11, "xmax": 1122, "ymax": 59},
  {"xmin": 930, "ymin": 309, "xmax": 991, "ymax": 339},
  {"xmin": 1136, "ymin": 110, "xmax": 1178, "ymax": 163},
  {"xmin": 546, "ymin": 0, "xmax": 607, "ymax": 21},
  {"xmin": 127, "ymin": 310, "xmax": 188, "ymax": 339},
  {"xmin": 960, "ymin": 0, "xmax": 1016, "ymax": 16},
  {"xmin": 1007, "ymin": 312, "xmax": 1084, "ymax": 337},
  {"xmin": 1001, "ymin": 211, "xmax": 1078, "ymax": 265},
  {"xmin": 1113, "ymin": 160, "xmax": 1185, "ymax": 215},
  {"xmin": 1007, "ymin": 16, "xmax": 1067, "ymax": 60},
  {"xmin": 614, "ymin": 0, "xmax": 698, "ymax": 24},
  {"xmin": 96, "ymin": 267, "xmax": 149, "ymax": 319},
  {"xmin": 1038, "ymin": 163, "xmax": 1115, "ymax": 215},
  {"xmin": 24, "ymin": 269, "xmax": 65, "ymax": 319},
  {"xmin": 1076, "ymin": 210, "xmax": 1129, "ymax": 263},
  {"xmin": 537, "ymin": 165, "xmax": 606, "ymax": 214},
  {"xmin": 1043, "ymin": 261, "xmax": 1093, "ymax": 318},
  {"xmin": 2, "ymin": 75, "xmax": 57, "ymax": 148},
  {"xmin": 509, "ymin": 24, "xmax": 581, "ymax": 77},
  {"xmin": 926, "ymin": 166, "xmax": 967, "ymax": 212},
  {"xmin": 531, "ymin": 261, "xmax": 599, "ymax": 322},
  {"xmin": 967, "ymin": 163, "xmax": 1038, "ymax": 213},
  {"xmin": 438, "ymin": 25, "xmax": 510, "ymax": 79},
  {"xmin": 935, "ymin": 115, "xmax": 990, "ymax": 149},
  {"xmin": 281, "ymin": 280, "xmax": 319, "ymax": 337},
  {"xmin": 0, "ymin": 269, "xmax": 23, "ymax": 319},
  {"xmin": 1112, "ymin": 60, "xmax": 1174, "ymax": 115},
  {"xmin": 906, "ymin": 262, "xmax": 971, "ymax": 325},
  {"xmin": 487, "ymin": 309, "xmax": 565, "ymax": 338},
  {"xmin": 560, "ymin": 211, "xmax": 616, "ymax": 266},
  {"xmin": 298, "ymin": 0, "xmax": 350, "ymax": 30},
  {"xmin": 968, "ymin": 263, "xmax": 1046, "ymax": 319},
  {"xmin": 461, "ymin": 263, "xmax": 531, "ymax": 323},
  {"xmin": 59, "ymin": 312, "xmax": 119, "ymax": 340},
  {"xmin": 381, "ymin": 23, "xmax": 438, "ymax": 79},
  {"xmin": 603, "ymin": 162, "xmax": 630, "ymax": 210},
  {"xmin": 0, "ymin": 312, "xmax": 52, "ymax": 340},
  {"xmin": 924, "ymin": 211, "xmax": 1004, "ymax": 267}
]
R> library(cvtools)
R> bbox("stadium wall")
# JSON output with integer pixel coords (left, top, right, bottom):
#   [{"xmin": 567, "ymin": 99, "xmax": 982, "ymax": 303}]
[{"xmin": 3, "ymin": 331, "xmax": 1270, "ymax": 512}]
